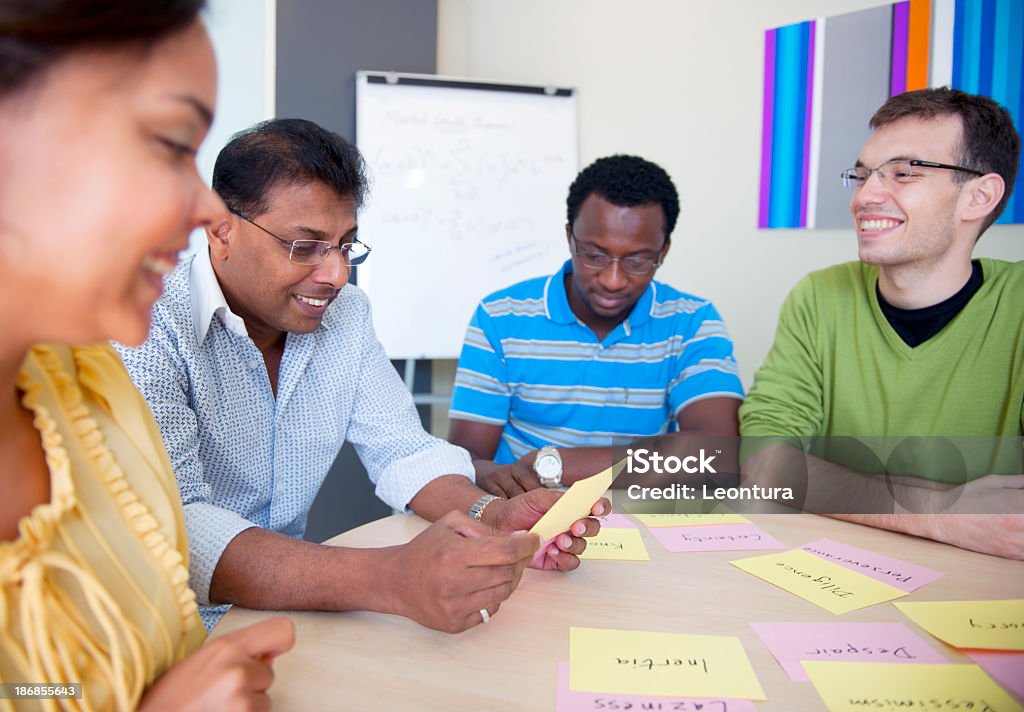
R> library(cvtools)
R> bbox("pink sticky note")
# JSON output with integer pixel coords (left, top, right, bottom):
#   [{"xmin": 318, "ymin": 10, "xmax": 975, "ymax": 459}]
[
  {"xmin": 964, "ymin": 651, "xmax": 1024, "ymax": 701},
  {"xmin": 650, "ymin": 523, "xmax": 785, "ymax": 552},
  {"xmin": 596, "ymin": 513, "xmax": 639, "ymax": 529},
  {"xmin": 750, "ymin": 622, "xmax": 947, "ymax": 681},
  {"xmin": 556, "ymin": 661, "xmax": 756, "ymax": 712},
  {"xmin": 799, "ymin": 539, "xmax": 944, "ymax": 592}
]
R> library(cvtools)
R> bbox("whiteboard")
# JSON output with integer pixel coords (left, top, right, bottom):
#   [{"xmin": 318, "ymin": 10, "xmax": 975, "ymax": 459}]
[{"xmin": 355, "ymin": 71, "xmax": 578, "ymax": 359}]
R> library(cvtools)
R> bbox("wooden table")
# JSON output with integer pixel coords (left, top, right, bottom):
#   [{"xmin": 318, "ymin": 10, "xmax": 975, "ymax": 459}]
[{"xmin": 213, "ymin": 513, "xmax": 1024, "ymax": 711}]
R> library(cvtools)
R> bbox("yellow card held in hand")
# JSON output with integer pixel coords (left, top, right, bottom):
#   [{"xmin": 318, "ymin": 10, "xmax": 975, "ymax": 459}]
[
  {"xmin": 894, "ymin": 599, "xmax": 1024, "ymax": 651},
  {"xmin": 529, "ymin": 465, "xmax": 615, "ymax": 542},
  {"xmin": 578, "ymin": 527, "xmax": 649, "ymax": 561},
  {"xmin": 569, "ymin": 627, "xmax": 765, "ymax": 700},
  {"xmin": 803, "ymin": 661, "xmax": 1024, "ymax": 712},
  {"xmin": 731, "ymin": 549, "xmax": 906, "ymax": 614}
]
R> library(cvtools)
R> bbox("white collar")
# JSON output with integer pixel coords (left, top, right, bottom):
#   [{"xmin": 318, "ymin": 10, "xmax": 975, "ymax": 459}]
[{"xmin": 190, "ymin": 246, "xmax": 250, "ymax": 344}]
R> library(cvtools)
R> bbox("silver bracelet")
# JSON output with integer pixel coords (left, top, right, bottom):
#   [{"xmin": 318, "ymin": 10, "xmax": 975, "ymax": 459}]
[{"xmin": 469, "ymin": 494, "xmax": 502, "ymax": 522}]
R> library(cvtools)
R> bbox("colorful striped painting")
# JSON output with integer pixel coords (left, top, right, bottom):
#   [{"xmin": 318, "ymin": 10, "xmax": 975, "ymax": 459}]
[{"xmin": 759, "ymin": 0, "xmax": 1024, "ymax": 229}]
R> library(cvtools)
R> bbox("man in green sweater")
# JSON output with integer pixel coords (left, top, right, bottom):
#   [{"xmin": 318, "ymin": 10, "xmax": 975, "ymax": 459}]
[{"xmin": 740, "ymin": 87, "xmax": 1023, "ymax": 560}]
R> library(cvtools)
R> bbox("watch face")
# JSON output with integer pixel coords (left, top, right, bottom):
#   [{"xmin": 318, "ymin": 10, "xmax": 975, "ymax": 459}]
[{"xmin": 536, "ymin": 454, "xmax": 560, "ymax": 478}]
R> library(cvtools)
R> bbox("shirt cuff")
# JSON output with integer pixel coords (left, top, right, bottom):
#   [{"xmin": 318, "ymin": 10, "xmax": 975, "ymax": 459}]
[
  {"xmin": 183, "ymin": 501, "xmax": 260, "ymax": 606},
  {"xmin": 374, "ymin": 441, "xmax": 475, "ymax": 510}
]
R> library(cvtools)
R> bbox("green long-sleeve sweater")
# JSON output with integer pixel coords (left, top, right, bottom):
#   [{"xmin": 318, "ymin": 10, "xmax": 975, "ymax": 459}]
[{"xmin": 741, "ymin": 259, "xmax": 1024, "ymax": 482}]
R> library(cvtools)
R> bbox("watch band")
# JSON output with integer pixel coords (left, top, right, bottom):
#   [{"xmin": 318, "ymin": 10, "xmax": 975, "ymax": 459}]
[{"xmin": 469, "ymin": 494, "xmax": 501, "ymax": 522}]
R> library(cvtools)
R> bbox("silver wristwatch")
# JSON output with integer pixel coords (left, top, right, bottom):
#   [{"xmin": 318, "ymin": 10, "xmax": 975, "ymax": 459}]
[{"xmin": 533, "ymin": 445, "xmax": 563, "ymax": 488}]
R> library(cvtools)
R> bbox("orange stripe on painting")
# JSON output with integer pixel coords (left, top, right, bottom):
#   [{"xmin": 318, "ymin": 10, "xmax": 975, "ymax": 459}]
[{"xmin": 906, "ymin": 0, "xmax": 931, "ymax": 90}]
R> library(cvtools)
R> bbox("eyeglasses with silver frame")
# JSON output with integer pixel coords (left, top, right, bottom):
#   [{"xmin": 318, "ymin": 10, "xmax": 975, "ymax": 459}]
[
  {"xmin": 841, "ymin": 159, "xmax": 985, "ymax": 188},
  {"xmin": 232, "ymin": 210, "xmax": 371, "ymax": 266},
  {"xmin": 569, "ymin": 231, "xmax": 663, "ymax": 276}
]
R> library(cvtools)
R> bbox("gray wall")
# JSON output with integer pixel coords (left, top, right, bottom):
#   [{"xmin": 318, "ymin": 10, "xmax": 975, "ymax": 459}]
[
  {"xmin": 276, "ymin": 0, "xmax": 439, "ymax": 139},
  {"xmin": 274, "ymin": 0, "xmax": 439, "ymax": 542}
]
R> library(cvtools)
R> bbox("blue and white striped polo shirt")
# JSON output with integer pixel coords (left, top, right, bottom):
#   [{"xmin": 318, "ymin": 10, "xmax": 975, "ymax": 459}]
[{"xmin": 450, "ymin": 260, "xmax": 744, "ymax": 464}]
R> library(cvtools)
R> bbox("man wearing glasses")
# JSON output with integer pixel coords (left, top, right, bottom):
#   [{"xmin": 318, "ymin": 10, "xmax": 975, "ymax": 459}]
[
  {"xmin": 740, "ymin": 88, "xmax": 1023, "ymax": 559},
  {"xmin": 448, "ymin": 155, "xmax": 744, "ymax": 495},
  {"xmin": 117, "ymin": 119, "xmax": 603, "ymax": 633}
]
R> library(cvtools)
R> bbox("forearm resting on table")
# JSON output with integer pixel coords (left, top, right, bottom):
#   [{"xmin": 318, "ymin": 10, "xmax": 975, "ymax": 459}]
[
  {"xmin": 741, "ymin": 445, "xmax": 1024, "ymax": 559},
  {"xmin": 742, "ymin": 444, "xmax": 1017, "ymax": 512},
  {"xmin": 830, "ymin": 513, "xmax": 1024, "ymax": 560},
  {"xmin": 209, "ymin": 526, "xmax": 409, "ymax": 614},
  {"xmin": 406, "ymin": 473, "xmax": 493, "ymax": 522}
]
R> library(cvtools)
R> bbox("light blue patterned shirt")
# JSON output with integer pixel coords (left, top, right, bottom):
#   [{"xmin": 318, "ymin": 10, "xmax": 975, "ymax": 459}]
[{"xmin": 115, "ymin": 249, "xmax": 473, "ymax": 628}]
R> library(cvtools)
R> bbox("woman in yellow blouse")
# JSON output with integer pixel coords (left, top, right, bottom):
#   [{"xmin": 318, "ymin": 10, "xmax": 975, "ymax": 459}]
[{"xmin": 0, "ymin": 2, "xmax": 293, "ymax": 710}]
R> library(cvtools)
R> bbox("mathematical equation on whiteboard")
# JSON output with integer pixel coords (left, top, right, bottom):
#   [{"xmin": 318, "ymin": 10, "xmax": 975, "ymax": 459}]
[{"xmin": 373, "ymin": 138, "xmax": 569, "ymax": 196}]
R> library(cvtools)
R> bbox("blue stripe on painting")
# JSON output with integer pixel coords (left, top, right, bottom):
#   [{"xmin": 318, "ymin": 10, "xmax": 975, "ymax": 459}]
[
  {"xmin": 795, "ymin": 21, "xmax": 811, "ymax": 228},
  {"xmin": 976, "ymin": 0, "xmax": 996, "ymax": 95},
  {"xmin": 956, "ymin": 0, "xmax": 983, "ymax": 92},
  {"xmin": 992, "ymin": 0, "xmax": 1023, "ymax": 224},
  {"xmin": 1015, "ymin": 20, "xmax": 1024, "ymax": 224},
  {"xmin": 768, "ymin": 22, "xmax": 810, "ymax": 228},
  {"xmin": 953, "ymin": 0, "xmax": 966, "ymax": 87}
]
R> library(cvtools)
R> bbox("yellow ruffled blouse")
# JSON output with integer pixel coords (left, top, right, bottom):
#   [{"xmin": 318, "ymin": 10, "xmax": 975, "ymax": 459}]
[{"xmin": 0, "ymin": 344, "xmax": 204, "ymax": 711}]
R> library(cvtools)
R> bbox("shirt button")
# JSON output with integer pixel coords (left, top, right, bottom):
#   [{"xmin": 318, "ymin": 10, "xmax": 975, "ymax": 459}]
[{"xmin": 247, "ymin": 361, "xmax": 259, "ymax": 370}]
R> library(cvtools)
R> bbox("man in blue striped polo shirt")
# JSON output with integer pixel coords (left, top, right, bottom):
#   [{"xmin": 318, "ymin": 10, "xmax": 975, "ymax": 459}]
[{"xmin": 449, "ymin": 155, "xmax": 744, "ymax": 496}]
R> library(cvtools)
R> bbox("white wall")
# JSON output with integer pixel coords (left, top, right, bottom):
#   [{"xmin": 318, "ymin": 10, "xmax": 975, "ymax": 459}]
[
  {"xmin": 437, "ymin": 0, "xmax": 1024, "ymax": 388},
  {"xmin": 192, "ymin": 0, "xmax": 275, "ymax": 252}
]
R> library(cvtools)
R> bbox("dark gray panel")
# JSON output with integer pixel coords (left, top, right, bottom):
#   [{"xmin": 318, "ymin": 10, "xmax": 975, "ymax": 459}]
[
  {"xmin": 275, "ymin": 0, "xmax": 438, "ymax": 540},
  {"xmin": 814, "ymin": 6, "xmax": 892, "ymax": 229},
  {"xmin": 276, "ymin": 0, "xmax": 438, "ymax": 140}
]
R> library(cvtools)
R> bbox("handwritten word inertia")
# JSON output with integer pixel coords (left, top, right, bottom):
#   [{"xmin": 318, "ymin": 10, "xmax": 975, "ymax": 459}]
[{"xmin": 616, "ymin": 658, "xmax": 709, "ymax": 674}]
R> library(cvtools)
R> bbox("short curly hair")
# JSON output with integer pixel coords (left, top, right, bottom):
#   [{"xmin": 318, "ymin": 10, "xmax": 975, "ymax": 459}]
[{"xmin": 566, "ymin": 155, "xmax": 680, "ymax": 240}]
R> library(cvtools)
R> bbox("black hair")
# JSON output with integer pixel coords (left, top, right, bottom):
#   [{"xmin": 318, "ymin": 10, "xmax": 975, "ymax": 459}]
[
  {"xmin": 212, "ymin": 118, "xmax": 369, "ymax": 219},
  {"xmin": 871, "ymin": 87, "xmax": 1020, "ymax": 236},
  {"xmin": 0, "ymin": 0, "xmax": 205, "ymax": 96},
  {"xmin": 566, "ymin": 155, "xmax": 680, "ymax": 240}
]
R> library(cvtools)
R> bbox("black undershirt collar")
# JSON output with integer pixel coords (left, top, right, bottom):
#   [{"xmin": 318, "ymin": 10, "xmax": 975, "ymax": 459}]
[{"xmin": 876, "ymin": 260, "xmax": 983, "ymax": 348}]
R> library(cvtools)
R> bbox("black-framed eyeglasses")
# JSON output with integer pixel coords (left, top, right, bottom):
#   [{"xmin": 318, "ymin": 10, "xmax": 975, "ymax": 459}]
[
  {"xmin": 841, "ymin": 159, "xmax": 986, "ymax": 188},
  {"xmin": 569, "ymin": 231, "xmax": 663, "ymax": 276},
  {"xmin": 232, "ymin": 211, "xmax": 371, "ymax": 266}
]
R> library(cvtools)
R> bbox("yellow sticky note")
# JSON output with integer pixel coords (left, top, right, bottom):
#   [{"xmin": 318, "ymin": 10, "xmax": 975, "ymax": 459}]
[
  {"xmin": 731, "ymin": 549, "xmax": 906, "ymax": 614},
  {"xmin": 529, "ymin": 465, "xmax": 614, "ymax": 542},
  {"xmin": 634, "ymin": 513, "xmax": 749, "ymax": 527},
  {"xmin": 569, "ymin": 627, "xmax": 765, "ymax": 700},
  {"xmin": 804, "ymin": 662, "xmax": 1024, "ymax": 712},
  {"xmin": 895, "ymin": 600, "xmax": 1024, "ymax": 651},
  {"xmin": 579, "ymin": 527, "xmax": 650, "ymax": 561}
]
